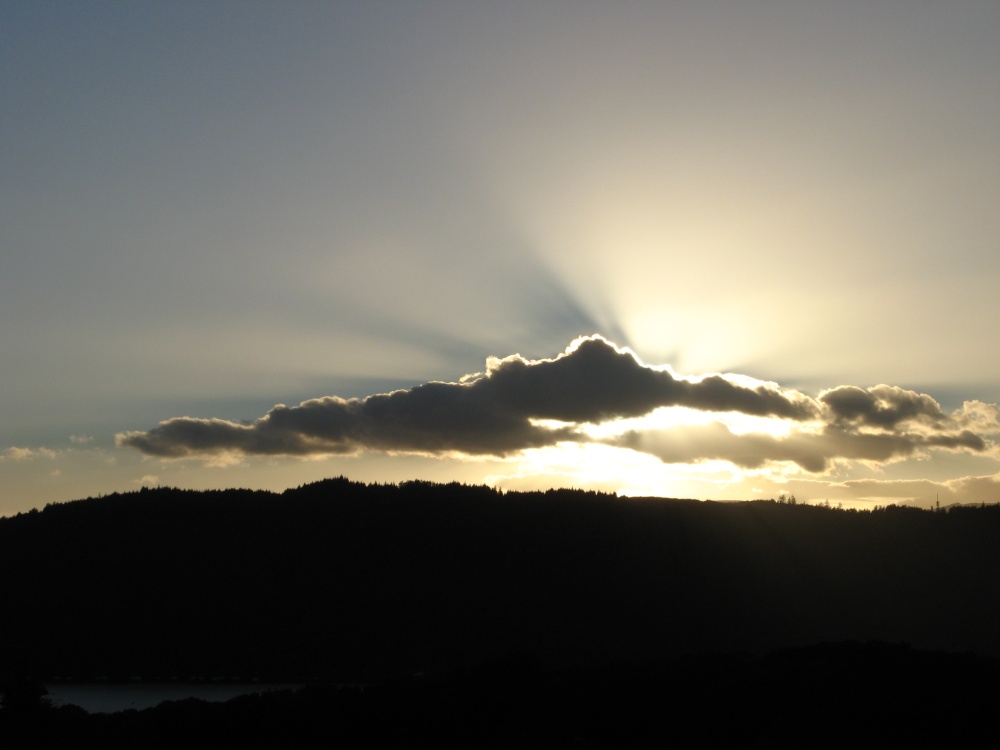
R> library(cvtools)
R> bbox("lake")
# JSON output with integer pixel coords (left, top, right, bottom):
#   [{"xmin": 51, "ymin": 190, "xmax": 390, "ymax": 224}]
[{"xmin": 44, "ymin": 682, "xmax": 302, "ymax": 714}]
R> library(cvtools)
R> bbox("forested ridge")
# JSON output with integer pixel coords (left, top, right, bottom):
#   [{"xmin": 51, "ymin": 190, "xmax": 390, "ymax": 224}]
[{"xmin": 3, "ymin": 477, "xmax": 1000, "ymax": 681}]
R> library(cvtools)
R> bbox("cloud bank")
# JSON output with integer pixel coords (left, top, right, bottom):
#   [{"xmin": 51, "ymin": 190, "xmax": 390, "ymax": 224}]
[{"xmin": 117, "ymin": 336, "xmax": 998, "ymax": 475}]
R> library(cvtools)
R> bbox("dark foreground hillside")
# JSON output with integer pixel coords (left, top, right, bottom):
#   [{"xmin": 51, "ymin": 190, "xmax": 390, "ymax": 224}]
[
  {"xmin": 4, "ymin": 642, "xmax": 1000, "ymax": 748},
  {"xmin": 3, "ymin": 478, "xmax": 1000, "ymax": 681}
]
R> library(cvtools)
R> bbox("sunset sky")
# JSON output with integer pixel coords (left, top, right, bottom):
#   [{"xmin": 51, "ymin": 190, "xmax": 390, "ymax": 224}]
[{"xmin": 3, "ymin": 1, "xmax": 999, "ymax": 516}]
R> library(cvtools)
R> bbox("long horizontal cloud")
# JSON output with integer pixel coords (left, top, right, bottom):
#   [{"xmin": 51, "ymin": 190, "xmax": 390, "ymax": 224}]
[
  {"xmin": 779, "ymin": 473, "xmax": 1000, "ymax": 507},
  {"xmin": 117, "ymin": 335, "xmax": 998, "ymax": 472},
  {"xmin": 613, "ymin": 423, "xmax": 987, "ymax": 473},
  {"xmin": 117, "ymin": 335, "xmax": 816, "ymax": 458}
]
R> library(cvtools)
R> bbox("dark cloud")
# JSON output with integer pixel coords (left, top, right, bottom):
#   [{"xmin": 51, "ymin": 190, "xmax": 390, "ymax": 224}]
[
  {"xmin": 820, "ymin": 384, "xmax": 948, "ymax": 428},
  {"xmin": 482, "ymin": 337, "xmax": 818, "ymax": 422},
  {"xmin": 117, "ymin": 336, "xmax": 997, "ymax": 471},
  {"xmin": 119, "ymin": 391, "xmax": 576, "ymax": 459},
  {"xmin": 117, "ymin": 336, "xmax": 817, "ymax": 459}
]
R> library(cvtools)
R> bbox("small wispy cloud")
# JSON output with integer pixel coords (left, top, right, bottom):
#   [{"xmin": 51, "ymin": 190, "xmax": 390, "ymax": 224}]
[{"xmin": 1, "ymin": 446, "xmax": 57, "ymax": 462}]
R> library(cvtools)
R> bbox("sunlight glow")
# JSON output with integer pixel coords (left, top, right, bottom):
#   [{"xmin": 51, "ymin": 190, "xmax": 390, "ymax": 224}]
[
  {"xmin": 520, "ymin": 401, "xmax": 828, "ymax": 498},
  {"xmin": 530, "ymin": 406, "xmax": 807, "ymax": 440},
  {"xmin": 489, "ymin": 442, "xmax": 762, "ymax": 500}
]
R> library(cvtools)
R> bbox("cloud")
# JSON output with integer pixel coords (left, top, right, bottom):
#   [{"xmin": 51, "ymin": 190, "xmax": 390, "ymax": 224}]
[
  {"xmin": 117, "ymin": 336, "xmax": 816, "ymax": 459},
  {"xmin": 781, "ymin": 473, "xmax": 1000, "ymax": 508},
  {"xmin": 613, "ymin": 422, "xmax": 987, "ymax": 473},
  {"xmin": 954, "ymin": 400, "xmax": 1000, "ymax": 433},
  {"xmin": 1, "ymin": 446, "xmax": 57, "ymax": 462},
  {"xmin": 116, "ymin": 335, "xmax": 997, "ymax": 475},
  {"xmin": 480, "ymin": 336, "xmax": 817, "ymax": 422},
  {"xmin": 819, "ymin": 384, "xmax": 949, "ymax": 429}
]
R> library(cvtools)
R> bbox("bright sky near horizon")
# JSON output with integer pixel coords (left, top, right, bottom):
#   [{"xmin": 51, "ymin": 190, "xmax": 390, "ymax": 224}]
[{"xmin": 3, "ymin": 1, "xmax": 1000, "ymax": 516}]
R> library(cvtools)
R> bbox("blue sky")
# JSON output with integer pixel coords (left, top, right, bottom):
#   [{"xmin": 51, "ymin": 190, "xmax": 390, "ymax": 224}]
[{"xmin": 3, "ymin": 1, "xmax": 1000, "ymax": 514}]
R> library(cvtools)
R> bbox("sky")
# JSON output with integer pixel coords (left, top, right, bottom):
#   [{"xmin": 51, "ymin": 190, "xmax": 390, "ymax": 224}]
[{"xmin": 3, "ymin": 1, "xmax": 999, "ymax": 515}]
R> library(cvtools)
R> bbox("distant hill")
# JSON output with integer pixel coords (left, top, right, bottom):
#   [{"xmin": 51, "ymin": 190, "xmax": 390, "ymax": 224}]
[{"xmin": 2, "ymin": 478, "xmax": 1000, "ymax": 681}]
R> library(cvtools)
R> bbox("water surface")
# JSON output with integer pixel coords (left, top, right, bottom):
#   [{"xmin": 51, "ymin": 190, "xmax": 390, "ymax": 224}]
[{"xmin": 45, "ymin": 682, "xmax": 300, "ymax": 713}]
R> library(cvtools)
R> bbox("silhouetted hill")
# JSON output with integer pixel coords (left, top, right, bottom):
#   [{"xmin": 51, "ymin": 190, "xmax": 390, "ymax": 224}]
[
  {"xmin": 4, "ymin": 641, "xmax": 1000, "ymax": 747},
  {"xmin": 3, "ymin": 478, "xmax": 1000, "ymax": 681}
]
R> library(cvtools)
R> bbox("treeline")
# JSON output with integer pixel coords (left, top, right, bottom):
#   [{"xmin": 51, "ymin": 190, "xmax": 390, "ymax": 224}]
[{"xmin": 3, "ymin": 478, "xmax": 1000, "ymax": 682}]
